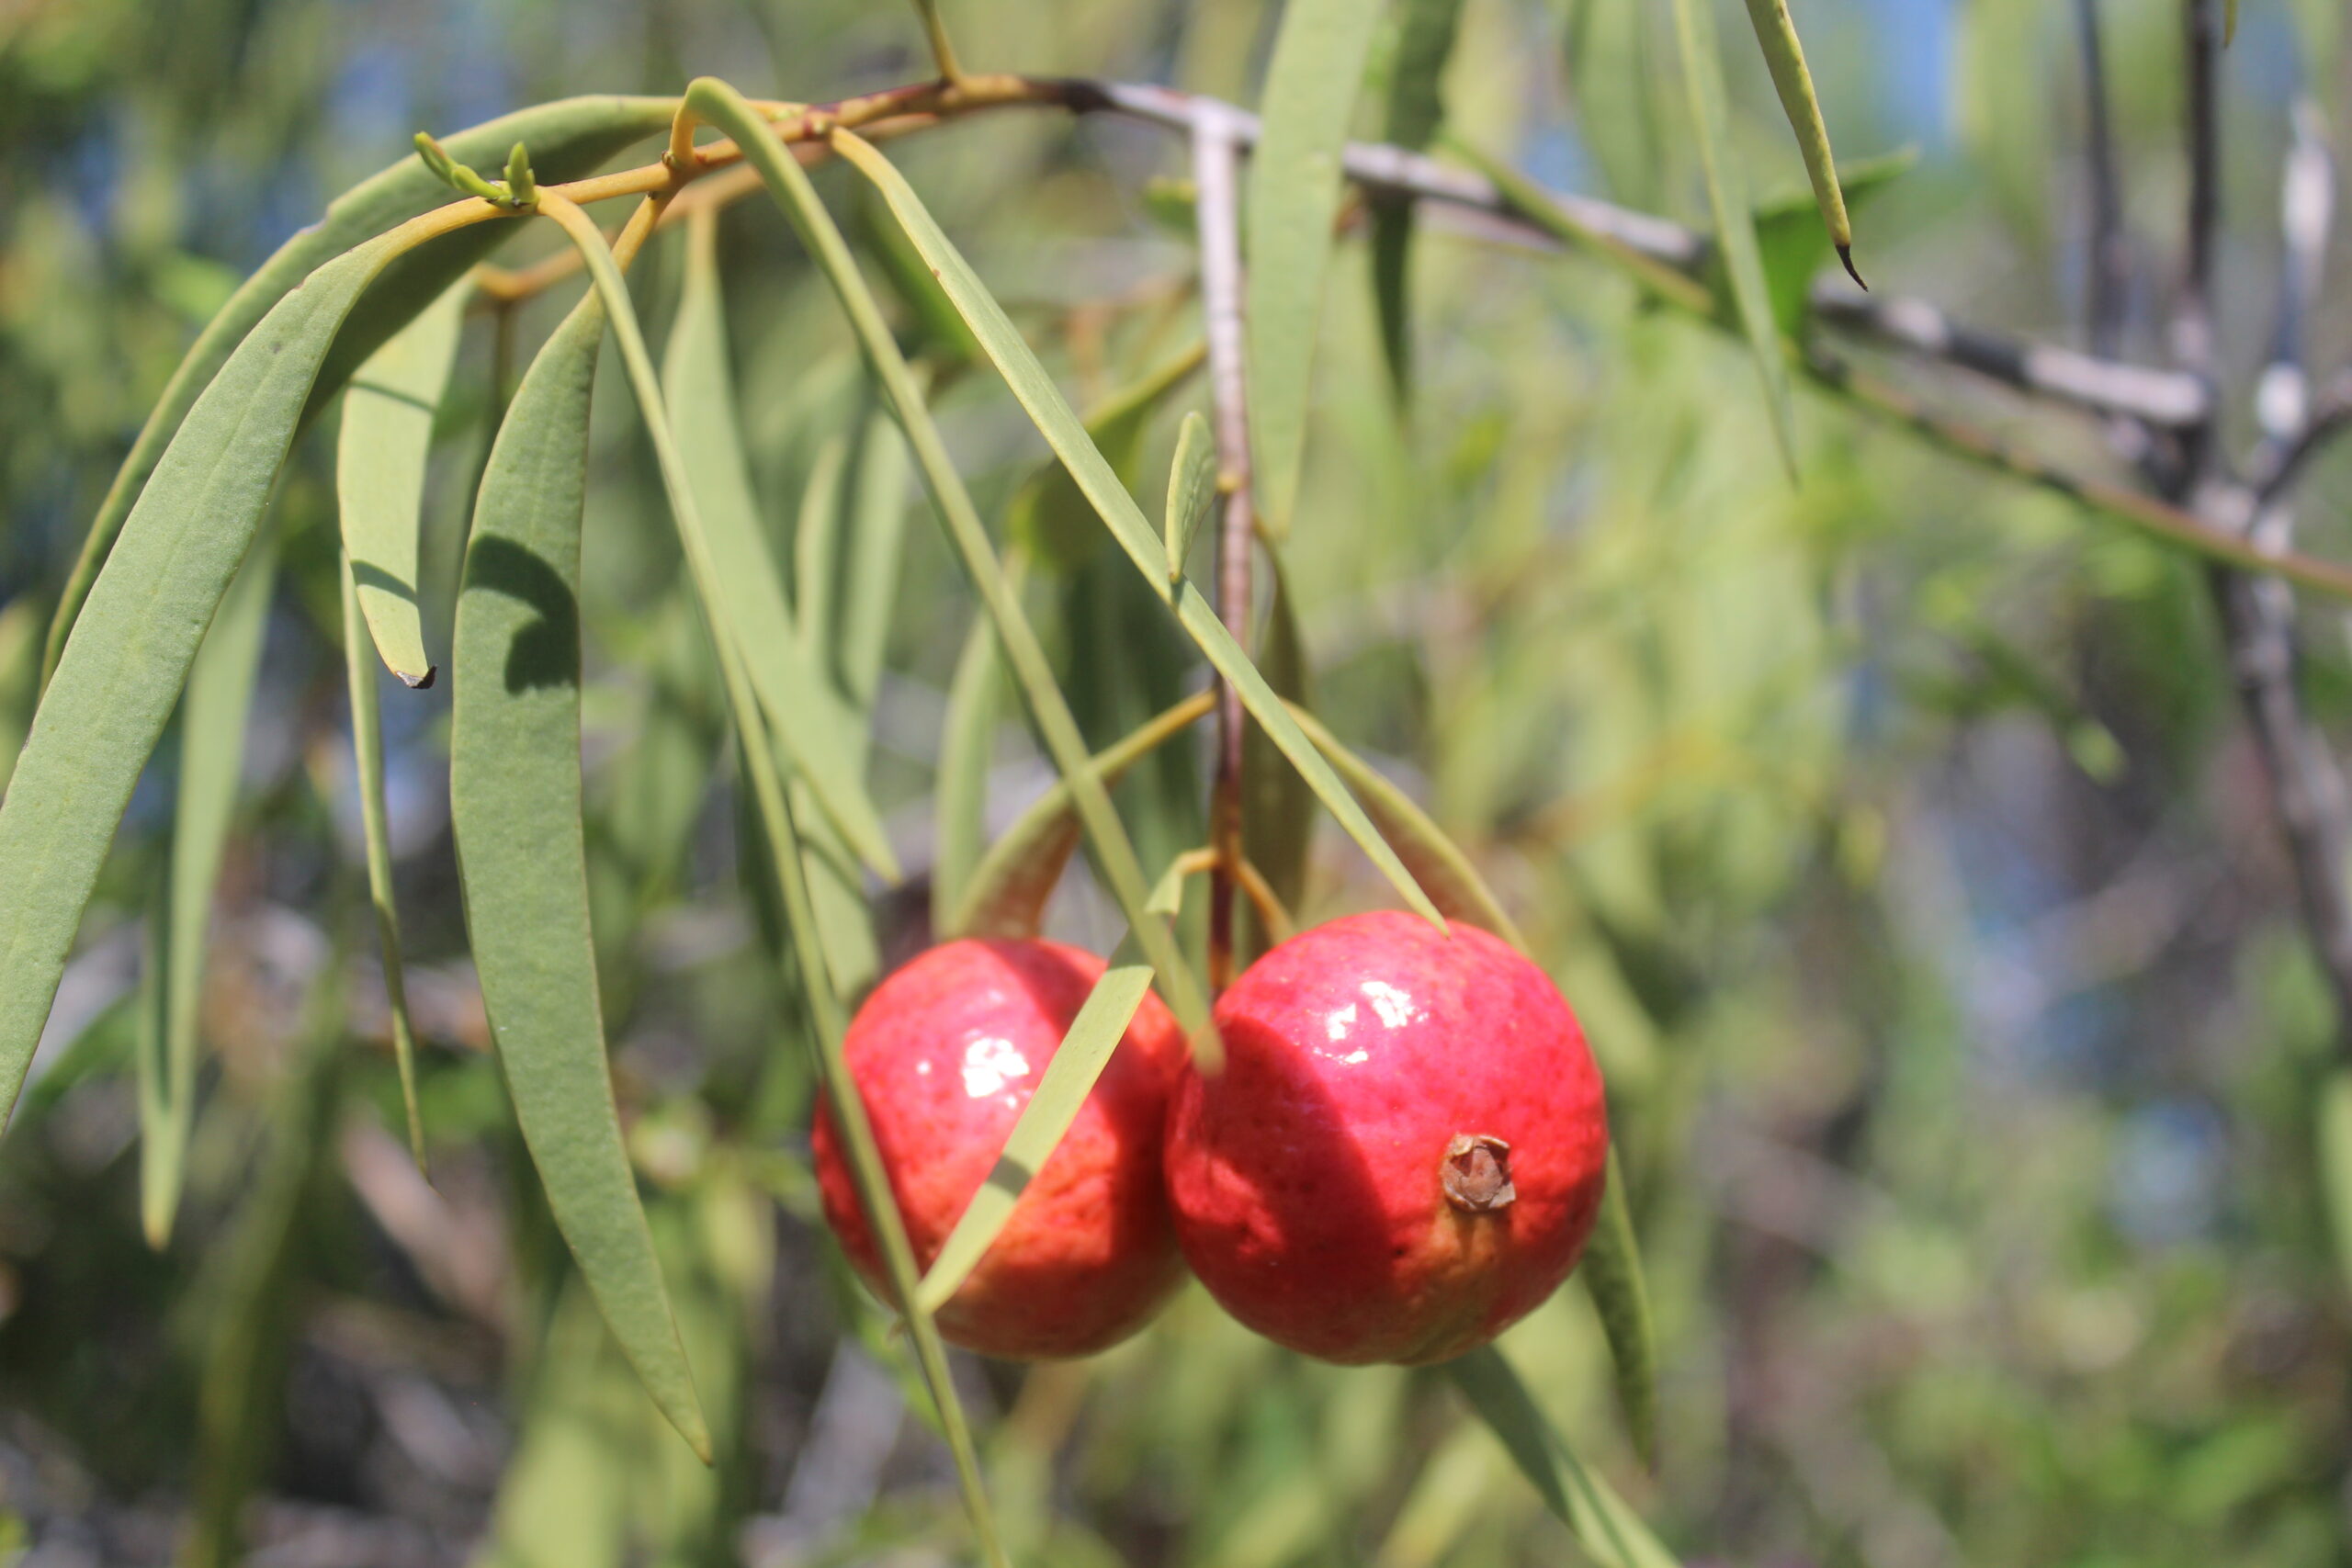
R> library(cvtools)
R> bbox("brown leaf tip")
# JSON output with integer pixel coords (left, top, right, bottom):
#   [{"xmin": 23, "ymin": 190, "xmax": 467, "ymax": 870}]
[
  {"xmin": 1442, "ymin": 1133, "xmax": 1517, "ymax": 1213},
  {"xmin": 399, "ymin": 666, "xmax": 438, "ymax": 690},
  {"xmin": 1837, "ymin": 243, "xmax": 1868, "ymax": 291}
]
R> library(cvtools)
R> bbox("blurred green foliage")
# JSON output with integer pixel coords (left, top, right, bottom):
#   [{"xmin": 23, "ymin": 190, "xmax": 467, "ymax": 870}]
[{"xmin": 3, "ymin": 0, "xmax": 2352, "ymax": 1564}]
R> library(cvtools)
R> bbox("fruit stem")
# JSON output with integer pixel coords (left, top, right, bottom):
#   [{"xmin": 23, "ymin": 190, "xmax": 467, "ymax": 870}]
[{"xmin": 1191, "ymin": 104, "xmax": 1255, "ymax": 993}]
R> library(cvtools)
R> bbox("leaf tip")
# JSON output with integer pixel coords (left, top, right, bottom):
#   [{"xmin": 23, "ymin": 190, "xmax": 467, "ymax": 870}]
[
  {"xmin": 397, "ymin": 665, "xmax": 436, "ymax": 690},
  {"xmin": 1837, "ymin": 243, "xmax": 1867, "ymax": 291}
]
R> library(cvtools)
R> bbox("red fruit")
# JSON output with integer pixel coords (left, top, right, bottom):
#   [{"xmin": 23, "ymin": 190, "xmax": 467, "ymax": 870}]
[
  {"xmin": 812, "ymin": 938, "xmax": 1189, "ymax": 1359},
  {"xmin": 1165, "ymin": 911, "xmax": 1608, "ymax": 1364}
]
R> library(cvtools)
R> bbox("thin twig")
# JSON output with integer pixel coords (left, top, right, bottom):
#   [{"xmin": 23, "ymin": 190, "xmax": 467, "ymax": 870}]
[{"xmin": 1190, "ymin": 104, "xmax": 1253, "ymax": 993}]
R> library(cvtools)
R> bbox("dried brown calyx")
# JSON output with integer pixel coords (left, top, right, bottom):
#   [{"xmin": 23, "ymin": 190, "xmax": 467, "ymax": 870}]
[{"xmin": 1442, "ymin": 1133, "xmax": 1516, "ymax": 1213}]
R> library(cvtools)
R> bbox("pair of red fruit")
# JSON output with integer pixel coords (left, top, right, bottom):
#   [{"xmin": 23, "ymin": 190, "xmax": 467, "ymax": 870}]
[{"xmin": 811, "ymin": 910, "xmax": 1609, "ymax": 1365}]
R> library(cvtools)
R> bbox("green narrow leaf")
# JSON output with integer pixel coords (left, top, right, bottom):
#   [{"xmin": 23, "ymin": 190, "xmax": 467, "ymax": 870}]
[
  {"xmin": 1239, "ymin": 548, "xmax": 1315, "ymax": 963},
  {"xmin": 793, "ymin": 432, "xmax": 852, "ymax": 661},
  {"xmin": 933, "ymin": 570, "xmax": 1018, "ymax": 932},
  {"xmin": 0, "ymin": 594, "xmax": 40, "ymax": 796},
  {"xmin": 829, "ymin": 129, "xmax": 1448, "ymax": 935},
  {"xmin": 1668, "ymin": 0, "xmax": 1800, "ymax": 476},
  {"xmin": 138, "ymin": 533, "xmax": 277, "ymax": 1246},
  {"xmin": 952, "ymin": 691, "xmax": 1216, "ymax": 940},
  {"xmin": 1580, "ymin": 1149, "xmax": 1658, "ymax": 1466},
  {"xmin": 337, "ymin": 281, "xmax": 468, "ymax": 687},
  {"xmin": 2320, "ymin": 1068, "xmax": 2352, "ymax": 1302},
  {"xmin": 661, "ymin": 208, "xmax": 901, "ymax": 883},
  {"xmin": 839, "ymin": 406, "xmax": 915, "ymax": 711},
  {"xmin": 915, "ymin": 964, "xmax": 1157, "ymax": 1314},
  {"xmin": 1751, "ymin": 148, "xmax": 1914, "ymax": 337},
  {"xmin": 44, "ymin": 96, "xmax": 678, "ymax": 683},
  {"xmin": 185, "ymin": 953, "xmax": 347, "ymax": 1568},
  {"xmin": 1445, "ymin": 1347, "xmax": 1681, "ymax": 1568},
  {"xmin": 2225, "ymin": 0, "xmax": 2240, "ymax": 47},
  {"xmin": 1281, "ymin": 701, "xmax": 1526, "ymax": 948},
  {"xmin": 537, "ymin": 190, "xmax": 1001, "ymax": 1558},
  {"xmin": 1011, "ymin": 343, "xmax": 1205, "ymax": 574},
  {"xmin": 0, "ymin": 231, "xmax": 404, "ymax": 1127},
  {"xmin": 1372, "ymin": 0, "xmax": 1469, "ymax": 398},
  {"xmin": 684, "ymin": 83, "xmax": 1219, "ymax": 1054},
  {"xmin": 1247, "ymin": 0, "xmax": 1388, "ymax": 535},
  {"xmin": 342, "ymin": 554, "xmax": 427, "ymax": 1169},
  {"xmin": 450, "ymin": 285, "xmax": 710, "ymax": 1465},
  {"xmin": 1165, "ymin": 411, "xmax": 1219, "ymax": 581},
  {"xmin": 1444, "ymin": 138, "xmax": 1716, "ymax": 315},
  {"xmin": 1562, "ymin": 0, "xmax": 1673, "ymax": 203},
  {"xmin": 1738, "ymin": 0, "xmax": 1862, "ymax": 286},
  {"xmin": 1148, "ymin": 850, "xmax": 1199, "ymax": 917}
]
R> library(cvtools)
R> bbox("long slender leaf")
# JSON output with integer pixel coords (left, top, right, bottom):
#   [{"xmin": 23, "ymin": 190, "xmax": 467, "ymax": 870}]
[
  {"xmin": 137, "ymin": 533, "xmax": 277, "ymax": 1246},
  {"xmin": 683, "ymin": 82, "xmax": 1221, "ymax": 1052},
  {"xmin": 342, "ymin": 554, "xmax": 427, "ymax": 1169},
  {"xmin": 1445, "ymin": 1347, "xmax": 1680, "ymax": 1568},
  {"xmin": 828, "ymin": 128, "xmax": 1447, "ymax": 934},
  {"xmin": 337, "ymin": 281, "xmax": 468, "ymax": 687},
  {"xmin": 1738, "ymin": 0, "xmax": 1861, "ymax": 286},
  {"xmin": 449, "ymin": 282, "xmax": 710, "ymax": 1464},
  {"xmin": 933, "ymin": 570, "xmax": 1018, "ymax": 932},
  {"xmin": 1165, "ymin": 411, "xmax": 1219, "ymax": 581},
  {"xmin": 0, "ymin": 231, "xmax": 405, "ymax": 1127},
  {"xmin": 0, "ymin": 594, "xmax": 40, "ymax": 796},
  {"xmin": 1668, "ymin": 0, "xmax": 1800, "ymax": 476},
  {"xmin": 952, "ymin": 691, "xmax": 1216, "ymax": 939},
  {"xmin": 662, "ymin": 208, "xmax": 900, "ymax": 882},
  {"xmin": 1372, "ymin": 0, "xmax": 1469, "ymax": 398},
  {"xmin": 840, "ymin": 405, "xmax": 915, "ymax": 710},
  {"xmin": 2321, "ymin": 1068, "xmax": 2352, "ymax": 1302},
  {"xmin": 1246, "ymin": 0, "xmax": 1387, "ymax": 535},
  {"xmin": 793, "ymin": 432, "xmax": 852, "ymax": 661},
  {"xmin": 1581, "ymin": 1149, "xmax": 1658, "ymax": 1466},
  {"xmin": 536, "ymin": 190, "xmax": 1002, "ymax": 1561},
  {"xmin": 1239, "ymin": 548, "xmax": 1314, "ymax": 963},
  {"xmin": 1444, "ymin": 138, "xmax": 1716, "ymax": 315},
  {"xmin": 44, "ymin": 96, "xmax": 678, "ymax": 682},
  {"xmin": 915, "ymin": 964, "xmax": 1156, "ymax": 1313},
  {"xmin": 1010, "ymin": 342, "xmax": 1204, "ymax": 573}
]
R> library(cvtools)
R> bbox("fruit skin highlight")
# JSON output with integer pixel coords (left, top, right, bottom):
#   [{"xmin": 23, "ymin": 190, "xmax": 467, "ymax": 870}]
[
  {"xmin": 1164, "ymin": 911, "xmax": 1609, "ymax": 1365},
  {"xmin": 812, "ymin": 938, "xmax": 1189, "ymax": 1359}
]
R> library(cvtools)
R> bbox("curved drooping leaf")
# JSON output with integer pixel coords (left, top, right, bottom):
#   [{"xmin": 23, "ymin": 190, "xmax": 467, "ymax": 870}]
[
  {"xmin": 1580, "ymin": 1149, "xmax": 1659, "ymax": 1466},
  {"xmin": 537, "ymin": 190, "xmax": 1000, "ymax": 1556},
  {"xmin": 337, "ymin": 281, "xmax": 468, "ymax": 688},
  {"xmin": 1281, "ymin": 701, "xmax": 1524, "ymax": 947},
  {"xmin": 342, "ymin": 555, "xmax": 427, "ymax": 1169},
  {"xmin": 1445, "ymin": 1347, "xmax": 1681, "ymax": 1568},
  {"xmin": 916, "ymin": 964, "xmax": 1157, "ymax": 1313},
  {"xmin": 685, "ymin": 83, "xmax": 1216, "ymax": 1053},
  {"xmin": 840, "ymin": 405, "xmax": 915, "ymax": 711},
  {"xmin": 1009, "ymin": 343, "xmax": 1204, "ymax": 573},
  {"xmin": 793, "ymin": 434, "xmax": 852, "ymax": 666},
  {"xmin": 828, "ymin": 128, "xmax": 1447, "ymax": 936},
  {"xmin": 952, "ymin": 691, "xmax": 1216, "ymax": 940},
  {"xmin": 0, "ymin": 231, "xmax": 403, "ymax": 1128},
  {"xmin": 933, "ymin": 581, "xmax": 1015, "ymax": 933},
  {"xmin": 1668, "ymin": 0, "xmax": 1799, "ymax": 477},
  {"xmin": 1246, "ymin": 0, "xmax": 1386, "ymax": 535},
  {"xmin": 661, "ymin": 209, "xmax": 899, "ymax": 882},
  {"xmin": 1283, "ymin": 700, "xmax": 1658, "ymax": 1448},
  {"xmin": 449, "ymin": 284, "xmax": 710, "ymax": 1465},
  {"xmin": 1239, "ymin": 548, "xmax": 1315, "ymax": 964},
  {"xmin": 138, "ymin": 534, "xmax": 278, "ymax": 1246},
  {"xmin": 1738, "ymin": 0, "xmax": 1861, "ymax": 287},
  {"xmin": 0, "ymin": 594, "xmax": 40, "ymax": 796},
  {"xmin": 1165, "ymin": 411, "xmax": 1219, "ymax": 581},
  {"xmin": 1371, "ymin": 0, "xmax": 1469, "ymax": 399},
  {"xmin": 45, "ymin": 95, "xmax": 678, "ymax": 682},
  {"xmin": 1752, "ymin": 148, "xmax": 1914, "ymax": 337}
]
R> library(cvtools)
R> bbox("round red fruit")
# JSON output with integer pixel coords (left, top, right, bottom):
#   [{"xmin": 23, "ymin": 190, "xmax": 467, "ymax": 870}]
[
  {"xmin": 1165, "ymin": 911, "xmax": 1608, "ymax": 1364},
  {"xmin": 812, "ymin": 938, "xmax": 1189, "ymax": 1359}
]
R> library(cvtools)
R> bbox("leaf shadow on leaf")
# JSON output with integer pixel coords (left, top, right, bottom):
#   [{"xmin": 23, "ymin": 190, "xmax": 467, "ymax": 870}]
[
  {"xmin": 464, "ymin": 536, "xmax": 582, "ymax": 694},
  {"xmin": 347, "ymin": 560, "xmax": 424, "ymax": 610}
]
